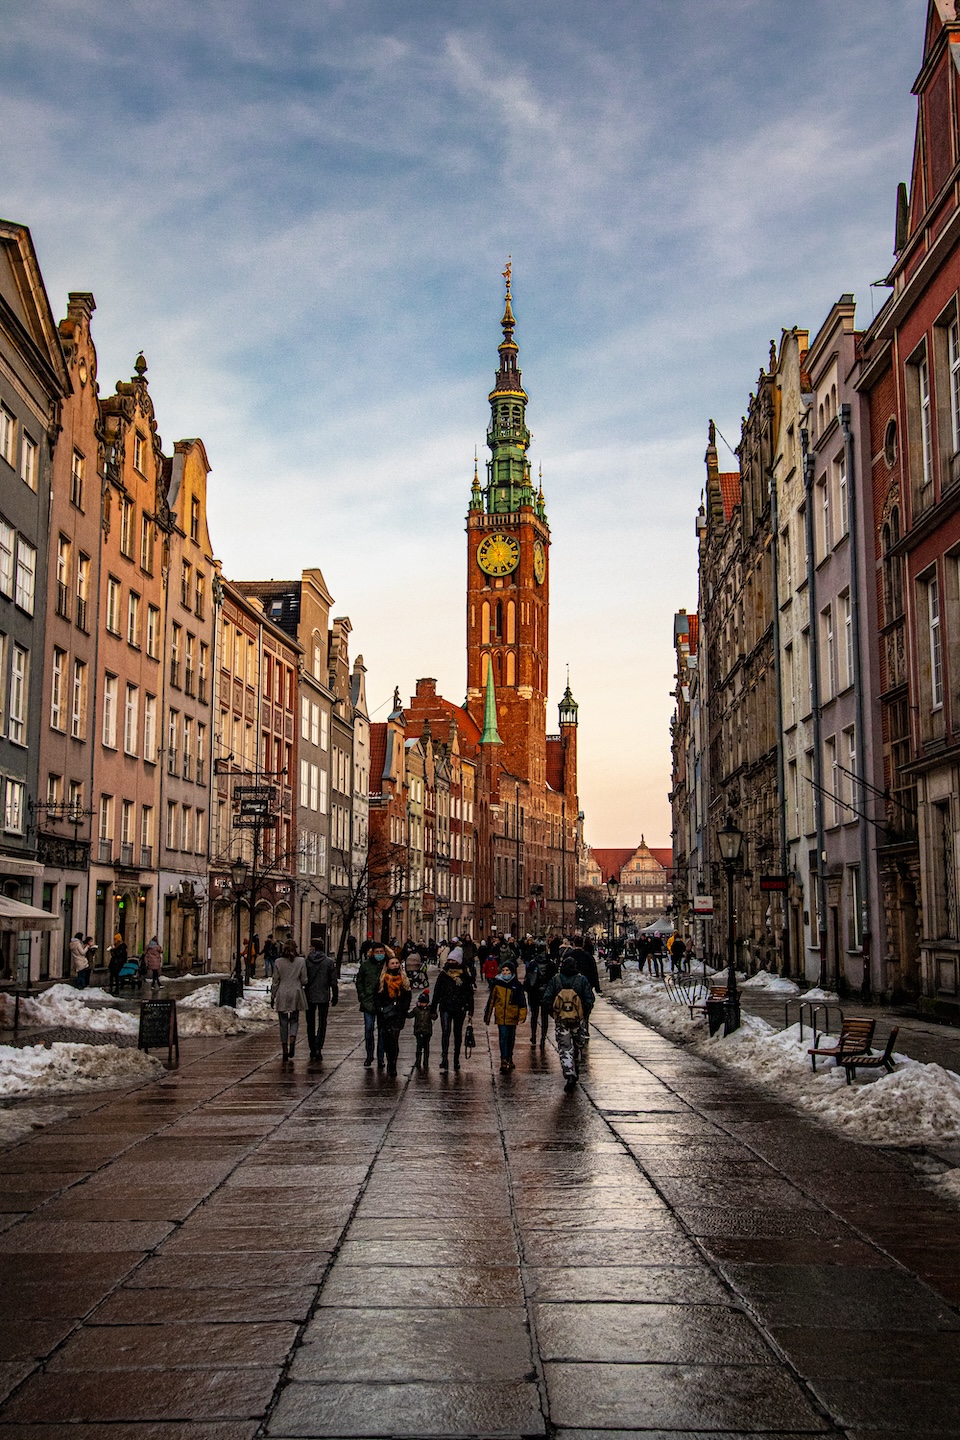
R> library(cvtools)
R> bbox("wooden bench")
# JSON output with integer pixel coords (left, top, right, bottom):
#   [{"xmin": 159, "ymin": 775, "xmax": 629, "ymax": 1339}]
[
  {"xmin": 689, "ymin": 984, "xmax": 727, "ymax": 1019},
  {"xmin": 841, "ymin": 1027, "xmax": 900, "ymax": 1085},
  {"xmin": 808, "ymin": 1017, "xmax": 875, "ymax": 1071}
]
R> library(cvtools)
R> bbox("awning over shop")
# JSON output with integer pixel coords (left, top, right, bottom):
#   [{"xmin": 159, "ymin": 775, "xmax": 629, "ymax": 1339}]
[{"xmin": 0, "ymin": 895, "xmax": 61, "ymax": 933}]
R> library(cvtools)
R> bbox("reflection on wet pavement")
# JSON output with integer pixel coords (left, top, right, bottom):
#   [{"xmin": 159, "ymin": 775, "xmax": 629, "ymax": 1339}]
[{"xmin": 0, "ymin": 995, "xmax": 958, "ymax": 1434}]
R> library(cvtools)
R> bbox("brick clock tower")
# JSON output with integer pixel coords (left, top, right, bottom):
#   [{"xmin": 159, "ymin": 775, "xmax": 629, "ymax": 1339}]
[{"xmin": 466, "ymin": 263, "xmax": 550, "ymax": 788}]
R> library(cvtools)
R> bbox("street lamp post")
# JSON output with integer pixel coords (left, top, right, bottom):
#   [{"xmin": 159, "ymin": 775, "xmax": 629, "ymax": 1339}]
[
  {"xmin": 606, "ymin": 876, "xmax": 619, "ymax": 953},
  {"xmin": 716, "ymin": 815, "xmax": 743, "ymax": 1035},
  {"xmin": 230, "ymin": 856, "xmax": 248, "ymax": 997}
]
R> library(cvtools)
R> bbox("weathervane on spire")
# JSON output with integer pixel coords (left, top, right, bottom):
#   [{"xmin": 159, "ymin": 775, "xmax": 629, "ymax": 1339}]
[{"xmin": 502, "ymin": 256, "xmax": 512, "ymax": 295}]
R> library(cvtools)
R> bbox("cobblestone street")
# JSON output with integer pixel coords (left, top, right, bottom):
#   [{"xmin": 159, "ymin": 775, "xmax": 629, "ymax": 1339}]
[{"xmin": 1, "ymin": 996, "xmax": 960, "ymax": 1437}]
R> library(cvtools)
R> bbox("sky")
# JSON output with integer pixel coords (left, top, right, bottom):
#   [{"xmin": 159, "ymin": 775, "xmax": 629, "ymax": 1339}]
[{"xmin": 1, "ymin": 0, "xmax": 924, "ymax": 845}]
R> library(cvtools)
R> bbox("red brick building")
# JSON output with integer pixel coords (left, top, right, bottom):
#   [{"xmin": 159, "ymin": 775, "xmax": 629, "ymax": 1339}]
[{"xmin": 856, "ymin": 0, "xmax": 960, "ymax": 1003}]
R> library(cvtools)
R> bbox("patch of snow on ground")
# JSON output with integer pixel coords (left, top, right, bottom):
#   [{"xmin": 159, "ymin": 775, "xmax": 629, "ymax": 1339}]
[
  {"xmin": 934, "ymin": 1168, "xmax": 960, "ymax": 1203},
  {"xmin": 0, "ymin": 1042, "xmax": 162, "ymax": 1099},
  {"xmin": 0, "ymin": 1103, "xmax": 70, "ymax": 1145},
  {"xmin": 802, "ymin": 987, "xmax": 841, "ymax": 1003},
  {"xmin": 176, "ymin": 983, "xmax": 273, "ymax": 1035},
  {"xmin": 740, "ymin": 971, "xmax": 801, "ymax": 995},
  {"xmin": 0, "ymin": 984, "xmax": 137, "ymax": 1034}
]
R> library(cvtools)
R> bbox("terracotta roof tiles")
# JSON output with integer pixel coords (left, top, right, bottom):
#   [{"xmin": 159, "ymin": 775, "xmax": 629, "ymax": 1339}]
[{"xmin": 719, "ymin": 472, "xmax": 741, "ymax": 522}]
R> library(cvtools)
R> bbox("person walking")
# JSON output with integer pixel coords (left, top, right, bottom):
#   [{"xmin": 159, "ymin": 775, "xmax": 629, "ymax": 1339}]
[
  {"xmin": 413, "ymin": 989, "xmax": 433, "ymax": 1070},
  {"xmin": 143, "ymin": 936, "xmax": 162, "ymax": 991},
  {"xmin": 271, "ymin": 939, "xmax": 308, "ymax": 1063},
  {"xmin": 356, "ymin": 942, "xmax": 390, "ymax": 1068},
  {"xmin": 670, "ymin": 934, "xmax": 687, "ymax": 973},
  {"xmin": 107, "ymin": 933, "xmax": 128, "ymax": 996},
  {"xmin": 431, "ymin": 951, "xmax": 475, "ymax": 1072},
  {"xmin": 483, "ymin": 958, "xmax": 527, "ymax": 1073},
  {"xmin": 524, "ymin": 947, "xmax": 557, "ymax": 1050},
  {"xmin": 305, "ymin": 944, "xmax": 338, "ymax": 1061},
  {"xmin": 543, "ymin": 954, "xmax": 595, "ymax": 1091},
  {"xmin": 375, "ymin": 952, "xmax": 411, "ymax": 1077},
  {"xmin": 262, "ymin": 933, "xmax": 278, "ymax": 979},
  {"xmin": 74, "ymin": 935, "xmax": 94, "ymax": 989}
]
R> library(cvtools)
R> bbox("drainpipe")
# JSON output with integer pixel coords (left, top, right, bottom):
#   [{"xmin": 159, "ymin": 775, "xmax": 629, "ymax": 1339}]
[
  {"xmin": 769, "ymin": 470, "xmax": 791, "ymax": 977},
  {"xmin": 841, "ymin": 403, "xmax": 873, "ymax": 1003},
  {"xmin": 801, "ymin": 428, "xmax": 829, "ymax": 986}
]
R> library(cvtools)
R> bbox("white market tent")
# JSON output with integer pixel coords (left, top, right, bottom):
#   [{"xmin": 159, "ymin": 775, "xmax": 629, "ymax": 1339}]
[
  {"xmin": 0, "ymin": 895, "xmax": 61, "ymax": 933},
  {"xmin": 639, "ymin": 917, "xmax": 675, "ymax": 936}
]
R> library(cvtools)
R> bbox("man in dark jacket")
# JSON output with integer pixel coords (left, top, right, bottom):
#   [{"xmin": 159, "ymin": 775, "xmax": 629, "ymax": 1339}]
[
  {"xmin": 305, "ymin": 947, "xmax": 339, "ymax": 1061},
  {"xmin": 524, "ymin": 948, "xmax": 557, "ymax": 1050},
  {"xmin": 543, "ymin": 955, "xmax": 595, "ymax": 1091},
  {"xmin": 431, "ymin": 955, "xmax": 475, "ymax": 1072},
  {"xmin": 356, "ymin": 943, "xmax": 390, "ymax": 1068},
  {"xmin": 569, "ymin": 939, "xmax": 601, "ymax": 995}
]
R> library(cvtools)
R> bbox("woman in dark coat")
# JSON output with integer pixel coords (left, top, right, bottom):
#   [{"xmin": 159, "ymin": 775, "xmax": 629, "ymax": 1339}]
[
  {"xmin": 374, "ymin": 953, "xmax": 412, "ymax": 1077},
  {"xmin": 430, "ymin": 954, "xmax": 475, "ymax": 1072},
  {"xmin": 107, "ymin": 933, "xmax": 128, "ymax": 996}
]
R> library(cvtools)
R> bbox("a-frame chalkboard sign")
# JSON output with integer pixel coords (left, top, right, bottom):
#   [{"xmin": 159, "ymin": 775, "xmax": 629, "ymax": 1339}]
[{"xmin": 137, "ymin": 998, "xmax": 179, "ymax": 1067}]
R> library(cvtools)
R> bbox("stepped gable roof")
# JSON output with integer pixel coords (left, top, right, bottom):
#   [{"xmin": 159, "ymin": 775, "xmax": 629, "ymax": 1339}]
[
  {"xmin": 590, "ymin": 847, "xmax": 637, "ymax": 880},
  {"xmin": 650, "ymin": 847, "xmax": 673, "ymax": 871},
  {"xmin": 719, "ymin": 473, "xmax": 741, "ymax": 522},
  {"xmin": 545, "ymin": 737, "xmax": 565, "ymax": 793},
  {"xmin": 369, "ymin": 723, "xmax": 387, "ymax": 795}
]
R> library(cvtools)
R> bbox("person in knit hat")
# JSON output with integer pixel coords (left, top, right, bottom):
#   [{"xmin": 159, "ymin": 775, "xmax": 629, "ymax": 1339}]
[{"xmin": 413, "ymin": 989, "xmax": 434, "ymax": 1070}]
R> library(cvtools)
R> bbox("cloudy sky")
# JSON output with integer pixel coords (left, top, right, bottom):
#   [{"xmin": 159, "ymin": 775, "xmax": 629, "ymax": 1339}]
[{"xmin": 2, "ymin": 0, "xmax": 923, "ymax": 844}]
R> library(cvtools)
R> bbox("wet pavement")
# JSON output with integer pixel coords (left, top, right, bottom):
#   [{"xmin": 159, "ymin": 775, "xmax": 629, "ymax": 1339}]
[{"xmin": 0, "ymin": 995, "xmax": 959, "ymax": 1437}]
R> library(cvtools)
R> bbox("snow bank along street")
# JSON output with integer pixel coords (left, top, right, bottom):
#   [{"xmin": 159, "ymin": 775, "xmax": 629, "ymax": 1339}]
[{"xmin": 0, "ymin": 992, "xmax": 959, "ymax": 1435}]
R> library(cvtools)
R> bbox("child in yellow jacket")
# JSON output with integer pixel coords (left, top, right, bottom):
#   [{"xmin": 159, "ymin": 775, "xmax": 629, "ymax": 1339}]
[{"xmin": 483, "ymin": 959, "xmax": 527, "ymax": 1072}]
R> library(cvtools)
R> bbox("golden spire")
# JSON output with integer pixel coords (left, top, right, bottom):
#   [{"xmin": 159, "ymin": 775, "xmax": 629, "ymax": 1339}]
[{"xmin": 501, "ymin": 255, "xmax": 515, "ymax": 331}]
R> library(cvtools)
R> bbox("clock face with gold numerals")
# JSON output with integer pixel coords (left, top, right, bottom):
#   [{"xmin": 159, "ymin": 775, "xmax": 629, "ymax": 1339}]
[
  {"xmin": 477, "ymin": 533, "xmax": 520, "ymax": 577},
  {"xmin": 533, "ymin": 540, "xmax": 546, "ymax": 584}
]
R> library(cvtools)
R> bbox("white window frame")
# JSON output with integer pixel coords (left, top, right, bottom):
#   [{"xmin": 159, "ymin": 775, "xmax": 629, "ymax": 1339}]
[
  {"xmin": 9, "ymin": 645, "xmax": 28, "ymax": 745},
  {"xmin": 949, "ymin": 318, "xmax": 960, "ymax": 455},
  {"xmin": 102, "ymin": 673, "xmax": 117, "ymax": 748},
  {"xmin": 929, "ymin": 572, "xmax": 944, "ymax": 709},
  {"xmin": 50, "ymin": 647, "xmax": 66, "ymax": 731},
  {"xmin": 919, "ymin": 355, "xmax": 934, "ymax": 488},
  {"xmin": 146, "ymin": 605, "xmax": 160, "ymax": 659},
  {"xmin": 106, "ymin": 577, "xmax": 121, "ymax": 634},
  {"xmin": 4, "ymin": 778, "xmax": 24, "ymax": 834},
  {"xmin": 15, "ymin": 538, "xmax": 36, "ymax": 614},
  {"xmin": 143, "ymin": 693, "xmax": 156, "ymax": 762},
  {"xmin": 71, "ymin": 660, "xmax": 86, "ymax": 740},
  {"xmin": 20, "ymin": 434, "xmax": 37, "ymax": 491},
  {"xmin": 127, "ymin": 591, "xmax": 140, "ymax": 647},
  {"xmin": 0, "ymin": 520, "xmax": 13, "ymax": 597},
  {"xmin": 124, "ymin": 683, "xmax": 138, "ymax": 756},
  {"xmin": 0, "ymin": 407, "xmax": 15, "ymax": 466}
]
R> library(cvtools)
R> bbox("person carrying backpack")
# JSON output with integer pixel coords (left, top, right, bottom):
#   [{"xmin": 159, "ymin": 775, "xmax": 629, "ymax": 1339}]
[{"xmin": 543, "ymin": 955, "xmax": 595, "ymax": 1091}]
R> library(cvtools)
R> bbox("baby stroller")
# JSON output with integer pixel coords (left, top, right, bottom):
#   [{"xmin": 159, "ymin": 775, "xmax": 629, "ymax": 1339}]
[
  {"xmin": 404, "ymin": 951, "xmax": 429, "ymax": 990},
  {"xmin": 117, "ymin": 959, "xmax": 142, "ymax": 993}
]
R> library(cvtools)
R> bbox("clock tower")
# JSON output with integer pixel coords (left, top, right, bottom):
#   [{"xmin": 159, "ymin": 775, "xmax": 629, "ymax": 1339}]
[{"xmin": 466, "ymin": 264, "xmax": 549, "ymax": 787}]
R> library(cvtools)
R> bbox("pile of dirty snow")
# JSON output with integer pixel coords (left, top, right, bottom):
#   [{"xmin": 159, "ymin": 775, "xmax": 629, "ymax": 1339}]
[
  {"xmin": 0, "ymin": 1042, "xmax": 162, "ymax": 1099},
  {"xmin": 609, "ymin": 974, "xmax": 706, "ymax": 1043},
  {"xmin": 740, "ymin": 971, "xmax": 800, "ymax": 996},
  {"xmin": 0, "ymin": 1103, "xmax": 70, "ymax": 1145},
  {"xmin": 0, "ymin": 984, "xmax": 137, "ymax": 1034},
  {"xmin": 801, "ymin": 986, "xmax": 841, "ymax": 1004},
  {"xmin": 176, "ymin": 983, "xmax": 273, "ymax": 1035}
]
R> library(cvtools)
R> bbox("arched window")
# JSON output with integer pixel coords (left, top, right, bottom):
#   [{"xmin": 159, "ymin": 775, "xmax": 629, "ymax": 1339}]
[
  {"xmin": 506, "ymin": 600, "xmax": 516, "ymax": 644},
  {"xmin": 312, "ymin": 632, "xmax": 322, "ymax": 681},
  {"xmin": 494, "ymin": 601, "xmax": 503, "ymax": 639},
  {"xmin": 481, "ymin": 652, "xmax": 490, "ymax": 685},
  {"xmin": 495, "ymin": 651, "xmax": 503, "ymax": 684},
  {"xmin": 883, "ymin": 507, "xmax": 903, "ymax": 622},
  {"xmin": 512, "ymin": 405, "xmax": 521, "ymax": 426},
  {"xmin": 481, "ymin": 601, "xmax": 491, "ymax": 645},
  {"xmin": 506, "ymin": 651, "xmax": 516, "ymax": 686}
]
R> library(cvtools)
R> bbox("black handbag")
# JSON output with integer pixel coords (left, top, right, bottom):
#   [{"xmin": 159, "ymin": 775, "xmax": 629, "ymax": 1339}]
[{"xmin": 463, "ymin": 1021, "xmax": 476, "ymax": 1057}]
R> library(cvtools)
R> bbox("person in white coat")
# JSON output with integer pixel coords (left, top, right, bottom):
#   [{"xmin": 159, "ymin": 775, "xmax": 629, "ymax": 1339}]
[{"xmin": 271, "ymin": 939, "xmax": 307, "ymax": 1063}]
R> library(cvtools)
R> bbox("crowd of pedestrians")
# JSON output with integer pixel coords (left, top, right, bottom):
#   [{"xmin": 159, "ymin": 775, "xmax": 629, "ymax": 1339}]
[{"xmin": 265, "ymin": 928, "xmax": 612, "ymax": 1092}]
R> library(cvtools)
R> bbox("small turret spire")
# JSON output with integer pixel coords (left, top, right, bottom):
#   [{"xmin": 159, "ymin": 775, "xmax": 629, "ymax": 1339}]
[{"xmin": 480, "ymin": 664, "xmax": 503, "ymax": 746}]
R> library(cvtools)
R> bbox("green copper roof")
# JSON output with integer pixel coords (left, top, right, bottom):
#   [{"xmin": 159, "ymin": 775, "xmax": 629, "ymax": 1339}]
[{"xmin": 480, "ymin": 664, "xmax": 503, "ymax": 746}]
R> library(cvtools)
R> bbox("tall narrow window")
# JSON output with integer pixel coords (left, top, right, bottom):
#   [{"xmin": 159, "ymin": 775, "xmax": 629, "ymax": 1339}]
[
  {"xmin": 844, "ymin": 725, "xmax": 859, "ymax": 815},
  {"xmin": 180, "ymin": 561, "xmax": 191, "ymax": 607},
  {"xmin": 170, "ymin": 623, "xmax": 181, "ymax": 686},
  {"xmin": 50, "ymin": 648, "xmax": 66, "ymax": 730},
  {"xmin": 99, "ymin": 795, "xmax": 113, "ymax": 860},
  {"xmin": 71, "ymin": 450, "xmax": 84, "ymax": 508},
  {"xmin": 133, "ymin": 432, "xmax": 145, "ymax": 473},
  {"xmin": 56, "ymin": 536, "xmax": 71, "ymax": 616},
  {"xmin": 168, "ymin": 710, "xmax": 179, "ymax": 775},
  {"xmin": 950, "ymin": 319, "xmax": 960, "ymax": 455},
  {"xmin": 929, "ymin": 572, "xmax": 944, "ymax": 708},
  {"xmin": 195, "ymin": 571, "xmax": 205, "ymax": 618},
  {"xmin": 0, "ymin": 520, "xmax": 13, "ymax": 596},
  {"xmin": 183, "ymin": 717, "xmax": 193, "ymax": 780},
  {"xmin": 106, "ymin": 577, "xmax": 120, "ymax": 633},
  {"xmin": 127, "ymin": 591, "xmax": 141, "ymax": 647},
  {"xmin": 102, "ymin": 674, "xmax": 117, "ymax": 748},
  {"xmin": 20, "ymin": 434, "xmax": 37, "ymax": 491},
  {"xmin": 842, "ymin": 591, "xmax": 853, "ymax": 689},
  {"xmin": 198, "ymin": 642, "xmax": 208, "ymax": 702},
  {"xmin": 825, "ymin": 737, "xmax": 839, "ymax": 826},
  {"xmin": 76, "ymin": 554, "xmax": 90, "ymax": 630},
  {"xmin": 0, "ymin": 407, "xmax": 16, "ymax": 466},
  {"xmin": 71, "ymin": 660, "xmax": 86, "ymax": 739},
  {"xmin": 15, "ymin": 539, "xmax": 36, "ymax": 614},
  {"xmin": 143, "ymin": 693, "xmax": 157, "ymax": 762},
  {"xmin": 141, "ymin": 805, "xmax": 153, "ymax": 865},
  {"xmin": 124, "ymin": 684, "xmax": 138, "ymax": 755},
  {"xmin": 146, "ymin": 605, "xmax": 160, "ymax": 658},
  {"xmin": 919, "ymin": 356, "xmax": 934, "ymax": 487},
  {"xmin": 836, "ymin": 454, "xmax": 848, "ymax": 537},
  {"xmin": 119, "ymin": 499, "xmax": 134, "ymax": 557},
  {"xmin": 4, "ymin": 780, "xmax": 24, "ymax": 834},
  {"xmin": 822, "ymin": 605, "xmax": 836, "ymax": 699},
  {"xmin": 9, "ymin": 646, "xmax": 28, "ymax": 745},
  {"xmin": 140, "ymin": 514, "xmax": 154, "ymax": 572},
  {"xmin": 190, "ymin": 495, "xmax": 200, "ymax": 541},
  {"xmin": 196, "ymin": 723, "xmax": 206, "ymax": 784}
]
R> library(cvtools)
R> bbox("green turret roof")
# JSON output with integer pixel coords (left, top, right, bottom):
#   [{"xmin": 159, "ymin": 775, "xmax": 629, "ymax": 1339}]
[{"xmin": 480, "ymin": 664, "xmax": 503, "ymax": 746}]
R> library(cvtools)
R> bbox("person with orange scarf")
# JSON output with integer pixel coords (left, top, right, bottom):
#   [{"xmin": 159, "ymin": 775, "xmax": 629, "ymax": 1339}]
[{"xmin": 374, "ymin": 952, "xmax": 412, "ymax": 1077}]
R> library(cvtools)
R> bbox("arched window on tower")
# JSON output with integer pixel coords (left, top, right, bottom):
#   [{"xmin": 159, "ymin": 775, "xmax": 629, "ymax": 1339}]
[
  {"xmin": 481, "ymin": 652, "xmax": 490, "ymax": 686},
  {"xmin": 494, "ymin": 601, "xmax": 503, "ymax": 640},
  {"xmin": 506, "ymin": 600, "xmax": 516, "ymax": 644},
  {"xmin": 496, "ymin": 651, "xmax": 503, "ymax": 684},
  {"xmin": 512, "ymin": 405, "xmax": 521, "ymax": 427},
  {"xmin": 481, "ymin": 601, "xmax": 491, "ymax": 645},
  {"xmin": 506, "ymin": 651, "xmax": 516, "ymax": 686}
]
